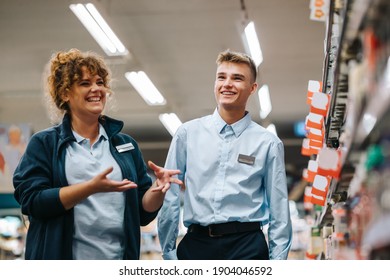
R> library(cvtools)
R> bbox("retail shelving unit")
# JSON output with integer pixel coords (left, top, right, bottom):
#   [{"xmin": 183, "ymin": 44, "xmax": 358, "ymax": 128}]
[{"xmin": 311, "ymin": 0, "xmax": 390, "ymax": 259}]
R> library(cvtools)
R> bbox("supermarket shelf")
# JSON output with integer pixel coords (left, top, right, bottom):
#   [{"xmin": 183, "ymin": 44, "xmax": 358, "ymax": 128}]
[{"xmin": 316, "ymin": 0, "xmax": 390, "ymax": 226}]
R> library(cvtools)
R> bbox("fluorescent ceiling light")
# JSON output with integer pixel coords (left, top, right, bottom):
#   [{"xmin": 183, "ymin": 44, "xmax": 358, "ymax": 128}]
[
  {"xmin": 258, "ymin": 84, "xmax": 272, "ymax": 119},
  {"xmin": 70, "ymin": 3, "xmax": 128, "ymax": 56},
  {"xmin": 159, "ymin": 113, "xmax": 182, "ymax": 136},
  {"xmin": 125, "ymin": 71, "xmax": 166, "ymax": 106},
  {"xmin": 266, "ymin": 124, "xmax": 277, "ymax": 136},
  {"xmin": 244, "ymin": 21, "xmax": 263, "ymax": 67}
]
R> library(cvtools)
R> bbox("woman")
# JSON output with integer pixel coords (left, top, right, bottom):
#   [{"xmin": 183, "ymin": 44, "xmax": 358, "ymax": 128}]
[{"xmin": 13, "ymin": 48, "xmax": 182, "ymax": 259}]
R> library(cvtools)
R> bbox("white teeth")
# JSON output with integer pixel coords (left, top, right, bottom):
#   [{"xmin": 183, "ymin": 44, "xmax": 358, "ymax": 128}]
[
  {"xmin": 222, "ymin": 91, "xmax": 235, "ymax": 95},
  {"xmin": 87, "ymin": 97, "xmax": 101, "ymax": 102}
]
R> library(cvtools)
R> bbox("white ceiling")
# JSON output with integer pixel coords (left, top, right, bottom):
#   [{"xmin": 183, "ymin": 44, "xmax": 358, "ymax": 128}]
[{"xmin": 0, "ymin": 0, "xmax": 326, "ymax": 168}]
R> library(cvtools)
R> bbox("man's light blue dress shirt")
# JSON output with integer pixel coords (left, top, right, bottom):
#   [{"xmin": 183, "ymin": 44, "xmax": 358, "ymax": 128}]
[{"xmin": 158, "ymin": 109, "xmax": 292, "ymax": 260}]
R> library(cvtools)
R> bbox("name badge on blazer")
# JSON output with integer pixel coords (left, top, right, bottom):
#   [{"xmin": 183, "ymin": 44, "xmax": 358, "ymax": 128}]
[
  {"xmin": 237, "ymin": 154, "xmax": 255, "ymax": 165},
  {"xmin": 116, "ymin": 143, "xmax": 135, "ymax": 153}
]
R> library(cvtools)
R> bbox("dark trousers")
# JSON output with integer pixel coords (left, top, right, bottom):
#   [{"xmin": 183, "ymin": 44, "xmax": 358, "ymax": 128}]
[{"xmin": 177, "ymin": 229, "xmax": 269, "ymax": 260}]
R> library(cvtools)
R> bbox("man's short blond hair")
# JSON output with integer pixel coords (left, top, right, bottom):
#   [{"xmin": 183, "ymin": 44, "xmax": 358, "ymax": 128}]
[{"xmin": 216, "ymin": 50, "xmax": 257, "ymax": 82}]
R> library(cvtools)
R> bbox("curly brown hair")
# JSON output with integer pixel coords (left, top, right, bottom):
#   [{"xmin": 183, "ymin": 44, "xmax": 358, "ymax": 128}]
[{"xmin": 43, "ymin": 48, "xmax": 112, "ymax": 123}]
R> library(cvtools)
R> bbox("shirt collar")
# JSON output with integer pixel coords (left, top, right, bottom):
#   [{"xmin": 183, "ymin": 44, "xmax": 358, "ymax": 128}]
[
  {"xmin": 72, "ymin": 124, "xmax": 108, "ymax": 144},
  {"xmin": 212, "ymin": 108, "xmax": 252, "ymax": 137}
]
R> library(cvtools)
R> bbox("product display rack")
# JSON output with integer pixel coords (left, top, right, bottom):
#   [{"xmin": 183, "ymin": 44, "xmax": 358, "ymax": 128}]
[{"xmin": 312, "ymin": 0, "xmax": 390, "ymax": 259}]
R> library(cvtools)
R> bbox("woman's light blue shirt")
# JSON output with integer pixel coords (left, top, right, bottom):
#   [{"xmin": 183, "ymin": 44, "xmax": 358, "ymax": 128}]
[{"xmin": 65, "ymin": 125, "xmax": 125, "ymax": 260}]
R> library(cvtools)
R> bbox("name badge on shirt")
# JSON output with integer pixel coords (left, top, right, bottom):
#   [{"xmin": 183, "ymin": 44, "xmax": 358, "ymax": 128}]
[
  {"xmin": 116, "ymin": 143, "xmax": 135, "ymax": 153},
  {"xmin": 238, "ymin": 154, "xmax": 255, "ymax": 165}
]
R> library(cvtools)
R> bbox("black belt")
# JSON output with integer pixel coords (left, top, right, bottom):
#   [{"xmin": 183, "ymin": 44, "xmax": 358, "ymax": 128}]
[{"xmin": 188, "ymin": 222, "xmax": 261, "ymax": 237}]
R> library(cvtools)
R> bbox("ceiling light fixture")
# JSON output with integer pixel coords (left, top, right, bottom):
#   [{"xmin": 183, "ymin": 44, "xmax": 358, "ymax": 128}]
[
  {"xmin": 70, "ymin": 3, "xmax": 128, "ymax": 56},
  {"xmin": 266, "ymin": 124, "xmax": 277, "ymax": 136},
  {"xmin": 125, "ymin": 71, "xmax": 166, "ymax": 106},
  {"xmin": 258, "ymin": 84, "xmax": 272, "ymax": 119},
  {"xmin": 159, "ymin": 113, "xmax": 182, "ymax": 136},
  {"xmin": 240, "ymin": 0, "xmax": 263, "ymax": 67},
  {"xmin": 244, "ymin": 21, "xmax": 263, "ymax": 67}
]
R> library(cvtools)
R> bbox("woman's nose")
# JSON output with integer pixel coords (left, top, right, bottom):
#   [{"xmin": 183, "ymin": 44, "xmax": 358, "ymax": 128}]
[{"xmin": 91, "ymin": 83, "xmax": 101, "ymax": 92}]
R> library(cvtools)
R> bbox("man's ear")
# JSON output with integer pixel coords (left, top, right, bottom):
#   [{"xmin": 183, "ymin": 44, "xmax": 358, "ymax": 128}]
[{"xmin": 250, "ymin": 82, "xmax": 258, "ymax": 95}]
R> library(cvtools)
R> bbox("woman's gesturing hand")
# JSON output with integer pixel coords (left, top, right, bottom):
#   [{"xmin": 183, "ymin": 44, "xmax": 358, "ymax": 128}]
[
  {"xmin": 90, "ymin": 166, "xmax": 138, "ymax": 193},
  {"xmin": 147, "ymin": 161, "xmax": 183, "ymax": 193}
]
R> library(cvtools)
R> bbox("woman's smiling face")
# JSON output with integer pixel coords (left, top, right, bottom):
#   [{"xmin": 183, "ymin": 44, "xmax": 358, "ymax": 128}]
[{"xmin": 64, "ymin": 66, "xmax": 108, "ymax": 120}]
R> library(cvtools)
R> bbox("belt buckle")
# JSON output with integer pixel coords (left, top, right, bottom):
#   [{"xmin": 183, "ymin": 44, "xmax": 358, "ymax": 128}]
[{"xmin": 208, "ymin": 225, "xmax": 222, "ymax": 237}]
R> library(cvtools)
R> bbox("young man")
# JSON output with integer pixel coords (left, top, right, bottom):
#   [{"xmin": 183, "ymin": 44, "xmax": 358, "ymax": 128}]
[{"xmin": 158, "ymin": 50, "xmax": 292, "ymax": 260}]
